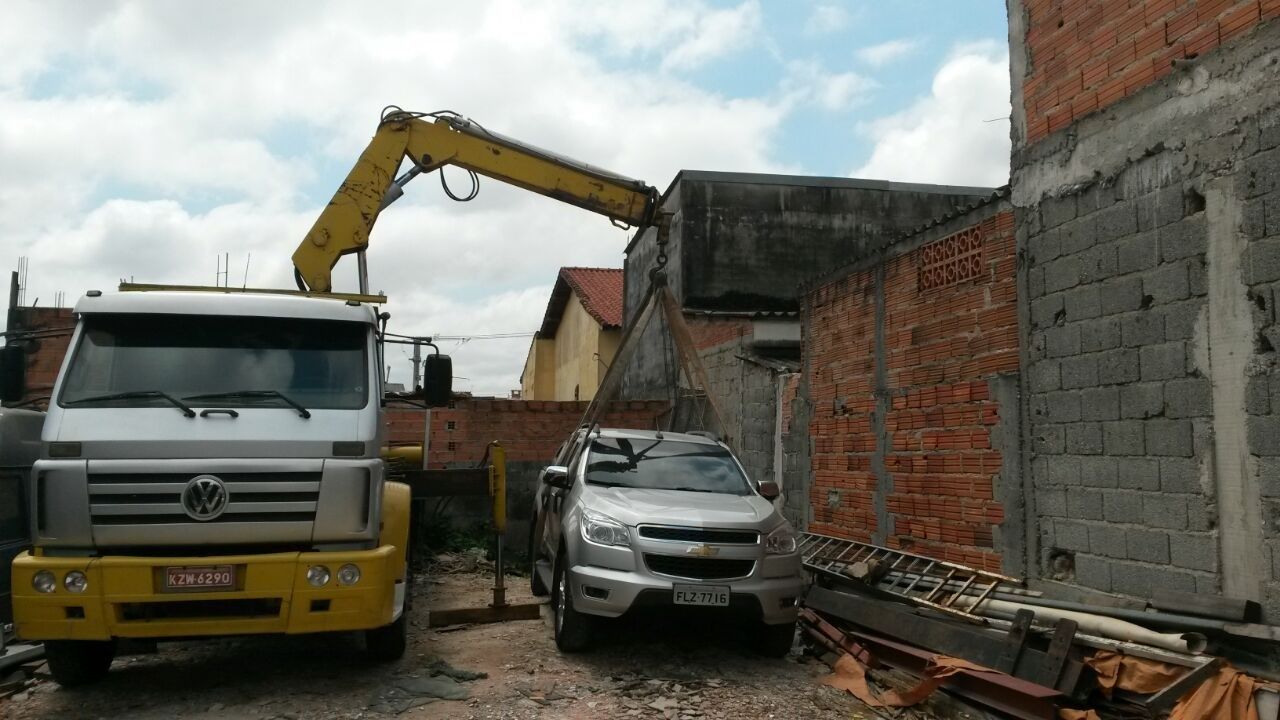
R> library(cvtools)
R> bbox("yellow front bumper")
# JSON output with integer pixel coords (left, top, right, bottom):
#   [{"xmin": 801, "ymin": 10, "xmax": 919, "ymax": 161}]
[{"xmin": 12, "ymin": 547, "xmax": 401, "ymax": 641}]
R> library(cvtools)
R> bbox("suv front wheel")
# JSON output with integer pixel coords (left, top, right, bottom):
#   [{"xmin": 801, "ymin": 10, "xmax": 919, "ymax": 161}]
[
  {"xmin": 551, "ymin": 553, "xmax": 593, "ymax": 652},
  {"xmin": 753, "ymin": 620, "xmax": 796, "ymax": 657}
]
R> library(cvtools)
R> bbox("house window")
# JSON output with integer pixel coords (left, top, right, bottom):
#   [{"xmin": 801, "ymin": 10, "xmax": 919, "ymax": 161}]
[
  {"xmin": 447, "ymin": 441, "xmax": 457, "ymax": 452},
  {"xmin": 446, "ymin": 420, "xmax": 456, "ymax": 431}
]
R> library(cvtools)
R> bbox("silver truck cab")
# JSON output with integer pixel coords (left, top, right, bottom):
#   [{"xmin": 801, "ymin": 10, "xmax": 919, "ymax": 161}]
[{"xmin": 530, "ymin": 428, "xmax": 803, "ymax": 656}]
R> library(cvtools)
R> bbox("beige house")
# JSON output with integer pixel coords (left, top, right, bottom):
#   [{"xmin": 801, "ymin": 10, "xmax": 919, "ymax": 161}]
[{"xmin": 521, "ymin": 267, "xmax": 623, "ymax": 401}]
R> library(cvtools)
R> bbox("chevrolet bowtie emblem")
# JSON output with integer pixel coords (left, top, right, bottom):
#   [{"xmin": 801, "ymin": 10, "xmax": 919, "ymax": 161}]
[{"xmin": 686, "ymin": 544, "xmax": 720, "ymax": 557}]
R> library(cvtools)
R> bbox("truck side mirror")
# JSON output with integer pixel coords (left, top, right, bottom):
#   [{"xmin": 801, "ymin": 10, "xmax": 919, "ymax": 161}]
[
  {"xmin": 0, "ymin": 345, "xmax": 26, "ymax": 403},
  {"xmin": 422, "ymin": 354, "xmax": 452, "ymax": 407},
  {"xmin": 758, "ymin": 481, "xmax": 780, "ymax": 501}
]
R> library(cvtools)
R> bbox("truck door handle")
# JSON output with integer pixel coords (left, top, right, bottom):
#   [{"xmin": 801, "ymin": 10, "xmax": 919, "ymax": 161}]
[{"xmin": 199, "ymin": 408, "xmax": 240, "ymax": 418}]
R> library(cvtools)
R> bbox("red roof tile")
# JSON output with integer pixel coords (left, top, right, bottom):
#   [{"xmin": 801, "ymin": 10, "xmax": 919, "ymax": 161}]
[{"xmin": 538, "ymin": 267, "xmax": 624, "ymax": 336}]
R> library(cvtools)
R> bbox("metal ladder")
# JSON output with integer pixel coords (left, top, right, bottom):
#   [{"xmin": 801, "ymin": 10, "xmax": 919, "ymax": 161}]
[{"xmin": 800, "ymin": 532, "xmax": 1024, "ymax": 622}]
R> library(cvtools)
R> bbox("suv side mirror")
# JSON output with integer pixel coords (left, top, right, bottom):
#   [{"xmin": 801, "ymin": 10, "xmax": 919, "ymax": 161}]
[
  {"xmin": 422, "ymin": 354, "xmax": 452, "ymax": 407},
  {"xmin": 543, "ymin": 465, "xmax": 571, "ymax": 489},
  {"xmin": 758, "ymin": 481, "xmax": 780, "ymax": 501},
  {"xmin": 0, "ymin": 345, "xmax": 26, "ymax": 403}
]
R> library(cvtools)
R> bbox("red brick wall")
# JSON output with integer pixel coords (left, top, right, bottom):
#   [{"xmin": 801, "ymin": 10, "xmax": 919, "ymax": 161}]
[
  {"xmin": 1021, "ymin": 0, "xmax": 1276, "ymax": 143},
  {"xmin": 387, "ymin": 399, "xmax": 669, "ymax": 467},
  {"xmin": 687, "ymin": 316, "xmax": 751, "ymax": 351},
  {"xmin": 804, "ymin": 211, "xmax": 1017, "ymax": 572},
  {"xmin": 9, "ymin": 307, "xmax": 75, "ymax": 404}
]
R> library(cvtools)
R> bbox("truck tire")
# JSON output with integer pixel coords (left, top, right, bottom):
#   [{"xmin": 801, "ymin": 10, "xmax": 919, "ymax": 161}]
[
  {"xmin": 43, "ymin": 639, "xmax": 116, "ymax": 687},
  {"xmin": 551, "ymin": 555, "xmax": 593, "ymax": 653},
  {"xmin": 365, "ymin": 613, "xmax": 407, "ymax": 662},
  {"xmin": 753, "ymin": 620, "xmax": 796, "ymax": 658}
]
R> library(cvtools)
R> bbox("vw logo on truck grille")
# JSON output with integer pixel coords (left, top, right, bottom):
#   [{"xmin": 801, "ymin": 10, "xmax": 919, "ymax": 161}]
[{"xmin": 181, "ymin": 475, "xmax": 229, "ymax": 521}]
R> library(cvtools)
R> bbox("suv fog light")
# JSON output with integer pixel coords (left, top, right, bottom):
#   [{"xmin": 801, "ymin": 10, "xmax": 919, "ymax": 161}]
[
  {"xmin": 64, "ymin": 571, "xmax": 89, "ymax": 593},
  {"xmin": 337, "ymin": 564, "xmax": 361, "ymax": 586},
  {"xmin": 32, "ymin": 570, "xmax": 57, "ymax": 594},
  {"xmin": 306, "ymin": 565, "xmax": 331, "ymax": 587}
]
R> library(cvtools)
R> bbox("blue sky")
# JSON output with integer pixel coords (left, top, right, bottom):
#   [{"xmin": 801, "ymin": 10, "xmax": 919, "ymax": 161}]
[{"xmin": 0, "ymin": 0, "xmax": 1012, "ymax": 394}]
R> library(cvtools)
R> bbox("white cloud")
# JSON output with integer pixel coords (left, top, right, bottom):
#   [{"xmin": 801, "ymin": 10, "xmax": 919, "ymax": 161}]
[
  {"xmin": 804, "ymin": 4, "xmax": 851, "ymax": 36},
  {"xmin": 852, "ymin": 43, "xmax": 1011, "ymax": 188},
  {"xmin": 784, "ymin": 61, "xmax": 874, "ymax": 112},
  {"xmin": 856, "ymin": 38, "xmax": 920, "ymax": 67},
  {"xmin": 0, "ymin": 0, "xmax": 794, "ymax": 395}
]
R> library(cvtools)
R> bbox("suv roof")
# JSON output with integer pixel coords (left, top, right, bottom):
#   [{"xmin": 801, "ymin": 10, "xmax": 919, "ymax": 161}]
[{"xmin": 591, "ymin": 428, "xmax": 724, "ymax": 447}]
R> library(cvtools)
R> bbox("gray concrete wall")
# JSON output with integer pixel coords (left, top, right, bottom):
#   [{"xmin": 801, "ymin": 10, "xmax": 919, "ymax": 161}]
[{"xmin": 1014, "ymin": 20, "xmax": 1280, "ymax": 619}]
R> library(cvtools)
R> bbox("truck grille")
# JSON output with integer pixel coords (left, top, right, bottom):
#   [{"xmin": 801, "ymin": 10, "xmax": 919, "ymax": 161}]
[
  {"xmin": 88, "ymin": 472, "xmax": 321, "ymax": 525},
  {"xmin": 644, "ymin": 554, "xmax": 755, "ymax": 580},
  {"xmin": 638, "ymin": 526, "xmax": 760, "ymax": 544}
]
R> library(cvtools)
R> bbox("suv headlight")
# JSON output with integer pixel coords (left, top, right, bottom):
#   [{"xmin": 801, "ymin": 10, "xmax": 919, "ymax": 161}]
[
  {"xmin": 581, "ymin": 510, "xmax": 630, "ymax": 547},
  {"xmin": 765, "ymin": 523, "xmax": 798, "ymax": 555}
]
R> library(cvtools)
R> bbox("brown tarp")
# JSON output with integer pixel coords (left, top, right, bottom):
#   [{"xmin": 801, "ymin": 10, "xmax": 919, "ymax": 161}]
[
  {"xmin": 820, "ymin": 653, "xmax": 1001, "ymax": 708},
  {"xmin": 1085, "ymin": 650, "xmax": 1186, "ymax": 698}
]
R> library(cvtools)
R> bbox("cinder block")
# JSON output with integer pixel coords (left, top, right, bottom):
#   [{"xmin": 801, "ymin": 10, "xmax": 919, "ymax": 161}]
[
  {"xmin": 1258, "ymin": 457, "xmax": 1280, "ymax": 498},
  {"xmin": 1104, "ymin": 420, "xmax": 1146, "ymax": 455},
  {"xmin": 1068, "ymin": 489, "xmax": 1104, "ymax": 521},
  {"xmin": 1170, "ymin": 533, "xmax": 1218, "ymax": 572},
  {"xmin": 1126, "ymin": 529, "xmax": 1171, "ymax": 563},
  {"xmin": 1160, "ymin": 300, "xmax": 1203, "ymax": 340},
  {"xmin": 1066, "ymin": 423, "xmax": 1104, "ymax": 455},
  {"xmin": 1243, "ymin": 147, "xmax": 1280, "ymax": 200},
  {"xmin": 1041, "ymin": 195, "xmax": 1079, "ymax": 230},
  {"xmin": 1061, "ymin": 356, "xmax": 1100, "ymax": 389},
  {"xmin": 1103, "ymin": 491, "xmax": 1144, "ymax": 523},
  {"xmin": 1060, "ymin": 217, "xmax": 1096, "ymax": 255},
  {"xmin": 1031, "ymin": 295, "xmax": 1066, "ymax": 329},
  {"xmin": 1095, "ymin": 203, "xmax": 1139, "ymax": 242},
  {"xmin": 1030, "ymin": 228, "xmax": 1063, "ymax": 263},
  {"xmin": 1080, "ymin": 244, "xmax": 1120, "ymax": 284},
  {"xmin": 1028, "ymin": 359, "xmax": 1062, "ymax": 393},
  {"xmin": 1080, "ymin": 456, "xmax": 1119, "ymax": 487},
  {"xmin": 1243, "ymin": 198, "xmax": 1267, "ymax": 240},
  {"xmin": 1046, "ymin": 255, "xmax": 1084, "ymax": 293},
  {"xmin": 1158, "ymin": 216, "xmax": 1207, "ymax": 262},
  {"xmin": 1047, "ymin": 455, "xmax": 1083, "ymax": 485},
  {"xmin": 1080, "ymin": 317, "xmax": 1123, "ymax": 352},
  {"xmin": 1064, "ymin": 286, "xmax": 1102, "ymax": 320},
  {"xmin": 1164, "ymin": 377, "xmax": 1212, "ymax": 418},
  {"xmin": 1116, "ymin": 457, "xmax": 1160, "ymax": 490},
  {"xmin": 1142, "ymin": 493, "xmax": 1189, "ymax": 530},
  {"xmin": 1074, "ymin": 553, "xmax": 1112, "ymax": 592},
  {"xmin": 1098, "ymin": 348, "xmax": 1141, "ymax": 385},
  {"xmin": 1248, "ymin": 415, "xmax": 1280, "ymax": 456},
  {"xmin": 1120, "ymin": 382, "xmax": 1163, "ymax": 419},
  {"xmin": 1188, "ymin": 258, "xmax": 1207, "ymax": 297},
  {"xmin": 1248, "ymin": 374, "xmax": 1271, "ymax": 416},
  {"xmin": 1045, "ymin": 391, "xmax": 1083, "ymax": 423},
  {"xmin": 1046, "ymin": 324, "xmax": 1082, "ymax": 358},
  {"xmin": 1140, "ymin": 341, "xmax": 1187, "ymax": 382},
  {"xmin": 1038, "ymin": 488, "xmax": 1069, "ymax": 517},
  {"xmin": 1159, "ymin": 457, "xmax": 1203, "ymax": 493},
  {"xmin": 1116, "ymin": 231, "xmax": 1159, "ymax": 274},
  {"xmin": 1099, "ymin": 277, "xmax": 1144, "ymax": 315},
  {"xmin": 1144, "ymin": 263, "xmax": 1190, "ymax": 304},
  {"xmin": 1244, "ymin": 238, "xmax": 1280, "ymax": 285},
  {"xmin": 1089, "ymin": 523, "xmax": 1127, "ymax": 558},
  {"xmin": 1080, "ymin": 386, "xmax": 1120, "ymax": 421},
  {"xmin": 1122, "ymin": 312, "xmax": 1165, "ymax": 347},
  {"xmin": 1145, "ymin": 418, "xmax": 1194, "ymax": 457},
  {"xmin": 1053, "ymin": 519, "xmax": 1092, "ymax": 551}
]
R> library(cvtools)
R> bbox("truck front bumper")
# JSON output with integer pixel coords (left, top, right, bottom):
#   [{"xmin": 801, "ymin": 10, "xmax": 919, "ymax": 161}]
[{"xmin": 12, "ymin": 546, "xmax": 403, "ymax": 641}]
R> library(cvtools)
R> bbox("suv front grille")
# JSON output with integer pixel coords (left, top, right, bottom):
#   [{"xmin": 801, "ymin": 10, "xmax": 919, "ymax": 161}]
[
  {"xmin": 644, "ymin": 554, "xmax": 755, "ymax": 580},
  {"xmin": 638, "ymin": 526, "xmax": 759, "ymax": 544}
]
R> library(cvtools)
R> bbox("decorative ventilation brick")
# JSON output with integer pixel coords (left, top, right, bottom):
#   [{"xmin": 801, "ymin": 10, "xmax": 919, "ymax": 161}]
[{"xmin": 918, "ymin": 226, "xmax": 984, "ymax": 291}]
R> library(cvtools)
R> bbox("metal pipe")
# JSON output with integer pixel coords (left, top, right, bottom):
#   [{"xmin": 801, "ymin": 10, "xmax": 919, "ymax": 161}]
[
  {"xmin": 357, "ymin": 251, "xmax": 370, "ymax": 295},
  {"xmin": 954, "ymin": 596, "xmax": 1207, "ymax": 654}
]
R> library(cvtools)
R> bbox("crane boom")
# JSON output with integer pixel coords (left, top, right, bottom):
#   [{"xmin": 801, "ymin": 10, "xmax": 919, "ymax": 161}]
[{"xmin": 292, "ymin": 110, "xmax": 661, "ymax": 292}]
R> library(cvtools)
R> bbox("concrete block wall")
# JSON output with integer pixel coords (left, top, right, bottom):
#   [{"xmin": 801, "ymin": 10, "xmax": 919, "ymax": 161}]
[
  {"xmin": 1016, "ymin": 0, "xmax": 1278, "ymax": 145},
  {"xmin": 802, "ymin": 206, "xmax": 1019, "ymax": 573},
  {"xmin": 1010, "ymin": 5, "xmax": 1280, "ymax": 616}
]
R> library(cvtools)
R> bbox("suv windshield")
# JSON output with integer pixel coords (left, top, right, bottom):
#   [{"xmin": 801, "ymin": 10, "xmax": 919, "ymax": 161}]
[
  {"xmin": 58, "ymin": 313, "xmax": 369, "ymax": 410},
  {"xmin": 584, "ymin": 437, "xmax": 751, "ymax": 495}
]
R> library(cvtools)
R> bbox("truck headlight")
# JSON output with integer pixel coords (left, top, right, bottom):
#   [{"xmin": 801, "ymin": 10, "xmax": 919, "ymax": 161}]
[
  {"xmin": 307, "ymin": 565, "xmax": 331, "ymax": 587},
  {"xmin": 581, "ymin": 510, "xmax": 630, "ymax": 547},
  {"xmin": 64, "ymin": 571, "xmax": 89, "ymax": 593},
  {"xmin": 32, "ymin": 570, "xmax": 57, "ymax": 593},
  {"xmin": 765, "ymin": 524, "xmax": 798, "ymax": 555},
  {"xmin": 337, "ymin": 563, "xmax": 361, "ymax": 586}
]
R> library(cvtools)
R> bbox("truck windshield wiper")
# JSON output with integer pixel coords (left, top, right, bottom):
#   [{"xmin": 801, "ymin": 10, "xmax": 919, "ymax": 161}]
[
  {"xmin": 668, "ymin": 486, "xmax": 717, "ymax": 493},
  {"xmin": 64, "ymin": 390, "xmax": 196, "ymax": 418},
  {"xmin": 184, "ymin": 390, "xmax": 312, "ymax": 419}
]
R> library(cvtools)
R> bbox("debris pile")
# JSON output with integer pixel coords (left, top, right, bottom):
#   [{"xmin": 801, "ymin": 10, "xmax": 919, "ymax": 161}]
[{"xmin": 798, "ymin": 532, "xmax": 1280, "ymax": 720}]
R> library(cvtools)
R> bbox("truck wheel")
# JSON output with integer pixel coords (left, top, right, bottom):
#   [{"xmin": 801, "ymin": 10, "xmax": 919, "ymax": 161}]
[
  {"xmin": 43, "ymin": 639, "xmax": 116, "ymax": 687},
  {"xmin": 365, "ymin": 613, "xmax": 407, "ymax": 662},
  {"xmin": 551, "ymin": 556, "xmax": 593, "ymax": 653},
  {"xmin": 753, "ymin": 620, "xmax": 797, "ymax": 658}
]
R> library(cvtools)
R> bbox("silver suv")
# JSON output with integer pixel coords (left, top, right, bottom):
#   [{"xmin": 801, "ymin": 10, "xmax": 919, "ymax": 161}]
[{"xmin": 529, "ymin": 428, "xmax": 803, "ymax": 656}]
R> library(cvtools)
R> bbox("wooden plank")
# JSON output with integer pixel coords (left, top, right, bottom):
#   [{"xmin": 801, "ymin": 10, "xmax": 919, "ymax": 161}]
[
  {"xmin": 1144, "ymin": 657, "xmax": 1221, "ymax": 713},
  {"xmin": 996, "ymin": 610, "xmax": 1033, "ymax": 673},
  {"xmin": 1038, "ymin": 619, "xmax": 1078, "ymax": 692},
  {"xmin": 1150, "ymin": 591, "xmax": 1261, "ymax": 622},
  {"xmin": 428, "ymin": 602, "xmax": 542, "ymax": 627}
]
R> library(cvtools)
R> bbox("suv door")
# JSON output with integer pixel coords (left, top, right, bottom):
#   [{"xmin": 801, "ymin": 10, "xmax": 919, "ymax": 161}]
[{"xmin": 535, "ymin": 429, "xmax": 588, "ymax": 561}]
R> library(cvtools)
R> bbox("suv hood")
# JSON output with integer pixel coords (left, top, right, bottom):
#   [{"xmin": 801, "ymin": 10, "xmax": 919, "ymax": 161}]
[{"xmin": 584, "ymin": 486, "xmax": 779, "ymax": 529}]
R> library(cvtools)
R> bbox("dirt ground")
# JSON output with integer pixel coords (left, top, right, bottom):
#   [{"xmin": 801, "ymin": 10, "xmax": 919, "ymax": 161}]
[{"xmin": 0, "ymin": 568, "xmax": 880, "ymax": 720}]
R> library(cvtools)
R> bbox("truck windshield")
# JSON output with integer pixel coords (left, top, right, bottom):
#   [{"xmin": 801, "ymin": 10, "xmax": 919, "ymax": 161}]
[
  {"xmin": 58, "ymin": 313, "xmax": 369, "ymax": 410},
  {"xmin": 584, "ymin": 438, "xmax": 751, "ymax": 495}
]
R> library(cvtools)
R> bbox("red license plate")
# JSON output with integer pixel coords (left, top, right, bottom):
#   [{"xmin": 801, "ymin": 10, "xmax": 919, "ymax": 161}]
[{"xmin": 164, "ymin": 565, "xmax": 235, "ymax": 591}]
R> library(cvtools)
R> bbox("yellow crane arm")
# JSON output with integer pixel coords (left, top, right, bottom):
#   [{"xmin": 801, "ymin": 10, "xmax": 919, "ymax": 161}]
[{"xmin": 292, "ymin": 110, "xmax": 660, "ymax": 292}]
